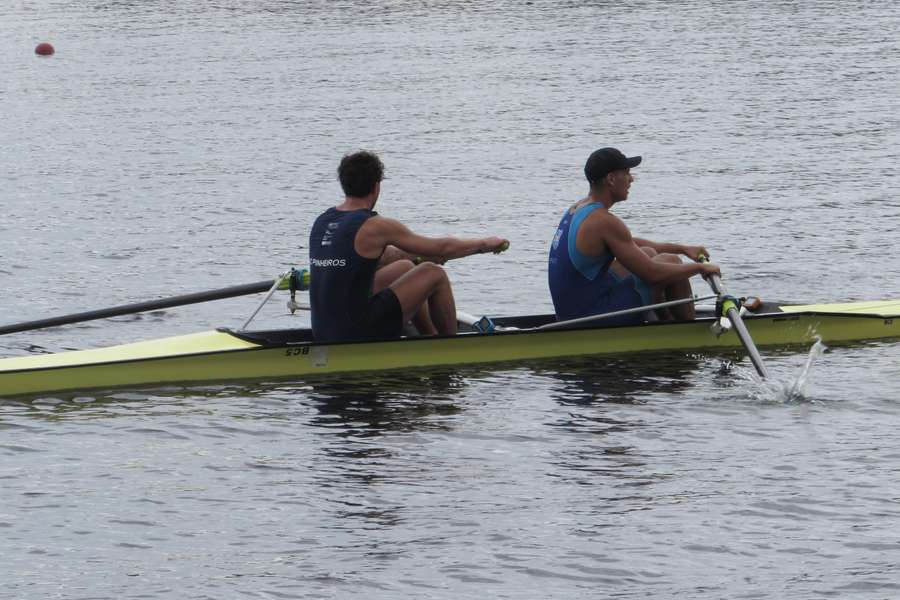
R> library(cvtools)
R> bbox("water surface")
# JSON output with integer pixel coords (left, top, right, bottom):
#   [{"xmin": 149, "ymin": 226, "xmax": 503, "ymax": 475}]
[{"xmin": 3, "ymin": 1, "xmax": 900, "ymax": 598}]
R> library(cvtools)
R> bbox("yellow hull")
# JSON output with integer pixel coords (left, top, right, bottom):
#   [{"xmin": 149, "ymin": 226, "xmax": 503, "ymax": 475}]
[{"xmin": 1, "ymin": 299, "xmax": 899, "ymax": 397}]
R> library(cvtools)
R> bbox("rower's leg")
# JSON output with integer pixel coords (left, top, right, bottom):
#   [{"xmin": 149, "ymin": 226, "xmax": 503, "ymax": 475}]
[
  {"xmin": 638, "ymin": 247, "xmax": 677, "ymax": 320},
  {"xmin": 411, "ymin": 303, "xmax": 437, "ymax": 335},
  {"xmin": 377, "ymin": 245, "xmax": 410, "ymax": 268},
  {"xmin": 388, "ymin": 262, "xmax": 457, "ymax": 336},
  {"xmin": 612, "ymin": 247, "xmax": 676, "ymax": 320},
  {"xmin": 373, "ymin": 260, "xmax": 438, "ymax": 335},
  {"xmin": 611, "ymin": 248, "xmax": 696, "ymax": 320},
  {"xmin": 609, "ymin": 246, "xmax": 659, "ymax": 278},
  {"xmin": 652, "ymin": 253, "xmax": 695, "ymax": 320},
  {"xmin": 373, "ymin": 258, "xmax": 414, "ymax": 290}
]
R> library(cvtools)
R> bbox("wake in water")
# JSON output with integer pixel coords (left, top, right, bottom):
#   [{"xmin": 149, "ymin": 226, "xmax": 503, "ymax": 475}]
[{"xmin": 737, "ymin": 336, "xmax": 828, "ymax": 403}]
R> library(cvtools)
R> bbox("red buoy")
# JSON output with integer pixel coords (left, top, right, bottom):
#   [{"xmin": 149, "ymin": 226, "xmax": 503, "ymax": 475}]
[{"xmin": 35, "ymin": 42, "xmax": 55, "ymax": 56}]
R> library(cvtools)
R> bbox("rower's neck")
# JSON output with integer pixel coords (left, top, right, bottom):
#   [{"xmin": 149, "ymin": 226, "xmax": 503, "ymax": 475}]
[
  {"xmin": 587, "ymin": 189, "xmax": 615, "ymax": 210},
  {"xmin": 337, "ymin": 195, "xmax": 376, "ymax": 211}
]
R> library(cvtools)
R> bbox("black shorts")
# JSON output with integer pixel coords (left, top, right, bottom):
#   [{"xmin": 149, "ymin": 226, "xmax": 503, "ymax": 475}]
[{"xmin": 353, "ymin": 288, "xmax": 404, "ymax": 340}]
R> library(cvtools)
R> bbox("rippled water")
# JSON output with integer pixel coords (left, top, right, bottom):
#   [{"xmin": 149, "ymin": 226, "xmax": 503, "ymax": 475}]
[{"xmin": 3, "ymin": 1, "xmax": 900, "ymax": 598}]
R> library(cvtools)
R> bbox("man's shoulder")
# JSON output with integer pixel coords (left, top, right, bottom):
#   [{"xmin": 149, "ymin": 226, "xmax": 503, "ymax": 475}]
[
  {"xmin": 355, "ymin": 213, "xmax": 394, "ymax": 244},
  {"xmin": 582, "ymin": 206, "xmax": 623, "ymax": 227},
  {"xmin": 360, "ymin": 213, "xmax": 406, "ymax": 233},
  {"xmin": 312, "ymin": 206, "xmax": 336, "ymax": 222},
  {"xmin": 358, "ymin": 212, "xmax": 385, "ymax": 230},
  {"xmin": 581, "ymin": 209, "xmax": 633, "ymax": 242}
]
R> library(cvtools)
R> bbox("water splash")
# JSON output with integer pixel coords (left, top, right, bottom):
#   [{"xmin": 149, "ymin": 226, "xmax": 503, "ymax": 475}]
[
  {"xmin": 739, "ymin": 337, "xmax": 828, "ymax": 403},
  {"xmin": 781, "ymin": 336, "xmax": 828, "ymax": 401}
]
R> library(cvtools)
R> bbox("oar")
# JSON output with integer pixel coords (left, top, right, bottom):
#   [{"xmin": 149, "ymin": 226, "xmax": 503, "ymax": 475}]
[
  {"xmin": 700, "ymin": 256, "xmax": 770, "ymax": 378},
  {"xmin": 537, "ymin": 294, "xmax": 719, "ymax": 331},
  {"xmin": 457, "ymin": 293, "xmax": 718, "ymax": 334},
  {"xmin": 0, "ymin": 277, "xmax": 288, "ymax": 336}
]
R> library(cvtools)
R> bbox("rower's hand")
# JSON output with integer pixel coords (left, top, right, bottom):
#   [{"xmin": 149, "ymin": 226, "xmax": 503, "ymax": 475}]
[
  {"xmin": 413, "ymin": 255, "xmax": 448, "ymax": 265},
  {"xmin": 482, "ymin": 237, "xmax": 510, "ymax": 254},
  {"xmin": 683, "ymin": 245, "xmax": 709, "ymax": 262},
  {"xmin": 700, "ymin": 262, "xmax": 721, "ymax": 278}
]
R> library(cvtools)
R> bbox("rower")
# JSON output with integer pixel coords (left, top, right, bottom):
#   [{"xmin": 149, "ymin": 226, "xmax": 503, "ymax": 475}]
[
  {"xmin": 309, "ymin": 150, "xmax": 508, "ymax": 342},
  {"xmin": 548, "ymin": 147, "xmax": 721, "ymax": 325}
]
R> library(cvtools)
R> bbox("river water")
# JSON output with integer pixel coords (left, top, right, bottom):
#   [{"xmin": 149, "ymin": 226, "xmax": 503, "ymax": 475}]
[{"xmin": 3, "ymin": 1, "xmax": 900, "ymax": 598}]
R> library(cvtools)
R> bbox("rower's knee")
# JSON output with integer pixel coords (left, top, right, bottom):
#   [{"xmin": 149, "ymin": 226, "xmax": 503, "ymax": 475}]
[
  {"xmin": 654, "ymin": 252, "xmax": 682, "ymax": 265},
  {"xmin": 640, "ymin": 246, "xmax": 658, "ymax": 258},
  {"xmin": 374, "ymin": 258, "xmax": 416, "ymax": 291},
  {"xmin": 417, "ymin": 261, "xmax": 449, "ymax": 287},
  {"xmin": 394, "ymin": 258, "xmax": 416, "ymax": 273}
]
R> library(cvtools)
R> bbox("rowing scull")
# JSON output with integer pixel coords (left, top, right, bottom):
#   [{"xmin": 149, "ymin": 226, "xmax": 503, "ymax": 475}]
[{"xmin": 1, "ymin": 299, "xmax": 899, "ymax": 397}]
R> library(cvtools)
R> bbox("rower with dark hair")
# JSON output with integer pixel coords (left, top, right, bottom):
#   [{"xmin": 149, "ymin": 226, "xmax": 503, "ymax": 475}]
[
  {"xmin": 309, "ymin": 150, "xmax": 508, "ymax": 342},
  {"xmin": 548, "ymin": 147, "xmax": 721, "ymax": 325}
]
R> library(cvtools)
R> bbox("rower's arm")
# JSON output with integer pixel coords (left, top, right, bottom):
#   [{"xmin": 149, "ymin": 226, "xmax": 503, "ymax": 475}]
[
  {"xmin": 358, "ymin": 216, "xmax": 506, "ymax": 261},
  {"xmin": 378, "ymin": 245, "xmax": 415, "ymax": 266},
  {"xmin": 607, "ymin": 220, "xmax": 717, "ymax": 285},
  {"xmin": 378, "ymin": 245, "xmax": 447, "ymax": 267},
  {"xmin": 633, "ymin": 238, "xmax": 708, "ymax": 262}
]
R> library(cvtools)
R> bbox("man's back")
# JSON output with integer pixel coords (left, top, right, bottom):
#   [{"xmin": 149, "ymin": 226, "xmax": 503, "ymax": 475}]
[{"xmin": 309, "ymin": 207, "xmax": 380, "ymax": 340}]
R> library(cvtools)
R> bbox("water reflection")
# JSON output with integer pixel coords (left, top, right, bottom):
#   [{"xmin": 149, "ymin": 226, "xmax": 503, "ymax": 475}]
[
  {"xmin": 301, "ymin": 370, "xmax": 465, "ymax": 488},
  {"xmin": 0, "ymin": 384, "xmax": 245, "ymax": 422},
  {"xmin": 535, "ymin": 352, "xmax": 704, "ymax": 406},
  {"xmin": 304, "ymin": 368, "xmax": 467, "ymax": 437},
  {"xmin": 298, "ymin": 370, "xmax": 470, "ymax": 531},
  {"xmin": 1, "ymin": 367, "xmax": 469, "ymax": 423},
  {"xmin": 529, "ymin": 353, "xmax": 705, "ymax": 492}
]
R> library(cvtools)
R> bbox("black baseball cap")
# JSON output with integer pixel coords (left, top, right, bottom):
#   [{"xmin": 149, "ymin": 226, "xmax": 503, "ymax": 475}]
[{"xmin": 584, "ymin": 147, "xmax": 642, "ymax": 182}]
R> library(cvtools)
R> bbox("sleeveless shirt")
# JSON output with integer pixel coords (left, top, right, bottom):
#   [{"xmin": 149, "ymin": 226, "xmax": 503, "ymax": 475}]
[
  {"xmin": 548, "ymin": 203, "xmax": 649, "ymax": 325},
  {"xmin": 309, "ymin": 207, "xmax": 380, "ymax": 340}
]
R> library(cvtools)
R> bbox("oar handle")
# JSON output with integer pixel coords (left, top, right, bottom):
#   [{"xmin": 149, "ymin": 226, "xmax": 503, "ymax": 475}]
[
  {"xmin": 697, "ymin": 254, "xmax": 725, "ymax": 293},
  {"xmin": 478, "ymin": 239, "xmax": 510, "ymax": 254}
]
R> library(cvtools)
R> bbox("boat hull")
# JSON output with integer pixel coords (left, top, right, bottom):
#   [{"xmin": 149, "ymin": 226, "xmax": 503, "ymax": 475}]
[{"xmin": 1, "ymin": 307, "xmax": 898, "ymax": 397}]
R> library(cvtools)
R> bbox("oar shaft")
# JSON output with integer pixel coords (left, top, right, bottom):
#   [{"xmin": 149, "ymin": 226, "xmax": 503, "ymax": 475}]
[
  {"xmin": 0, "ymin": 279, "xmax": 278, "ymax": 336},
  {"xmin": 703, "ymin": 270, "xmax": 770, "ymax": 378},
  {"xmin": 705, "ymin": 272, "xmax": 726, "ymax": 297},
  {"xmin": 724, "ymin": 304, "xmax": 769, "ymax": 377},
  {"xmin": 539, "ymin": 294, "xmax": 718, "ymax": 331}
]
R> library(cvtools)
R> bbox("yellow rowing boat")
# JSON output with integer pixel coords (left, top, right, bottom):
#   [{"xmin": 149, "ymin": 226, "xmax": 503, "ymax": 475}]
[{"xmin": 1, "ymin": 299, "xmax": 898, "ymax": 397}]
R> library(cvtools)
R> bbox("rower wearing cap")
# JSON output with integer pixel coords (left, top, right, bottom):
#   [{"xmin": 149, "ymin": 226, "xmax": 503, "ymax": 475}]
[
  {"xmin": 548, "ymin": 147, "xmax": 721, "ymax": 325},
  {"xmin": 309, "ymin": 150, "xmax": 508, "ymax": 342}
]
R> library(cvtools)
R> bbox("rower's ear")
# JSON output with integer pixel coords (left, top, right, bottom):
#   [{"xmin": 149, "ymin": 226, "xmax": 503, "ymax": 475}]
[{"xmin": 371, "ymin": 181, "xmax": 381, "ymax": 207}]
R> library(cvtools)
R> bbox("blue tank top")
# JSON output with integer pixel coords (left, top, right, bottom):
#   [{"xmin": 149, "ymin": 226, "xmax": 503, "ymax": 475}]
[
  {"xmin": 548, "ymin": 203, "xmax": 644, "ymax": 322},
  {"xmin": 309, "ymin": 207, "xmax": 380, "ymax": 340}
]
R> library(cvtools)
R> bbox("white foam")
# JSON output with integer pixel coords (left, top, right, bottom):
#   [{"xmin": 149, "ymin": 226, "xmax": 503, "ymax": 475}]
[{"xmin": 741, "ymin": 336, "xmax": 828, "ymax": 403}]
